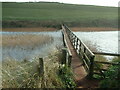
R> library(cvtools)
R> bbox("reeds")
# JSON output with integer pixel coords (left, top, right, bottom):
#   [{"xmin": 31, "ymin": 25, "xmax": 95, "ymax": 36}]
[
  {"xmin": 2, "ymin": 50, "xmax": 63, "ymax": 88},
  {"xmin": 2, "ymin": 34, "xmax": 53, "ymax": 47}
]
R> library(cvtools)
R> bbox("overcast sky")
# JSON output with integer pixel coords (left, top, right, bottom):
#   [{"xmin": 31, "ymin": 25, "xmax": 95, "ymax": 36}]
[{"xmin": 1, "ymin": 0, "xmax": 120, "ymax": 7}]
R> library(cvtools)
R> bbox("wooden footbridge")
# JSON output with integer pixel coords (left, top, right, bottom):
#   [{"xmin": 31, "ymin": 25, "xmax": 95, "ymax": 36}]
[{"xmin": 61, "ymin": 24, "xmax": 120, "ymax": 88}]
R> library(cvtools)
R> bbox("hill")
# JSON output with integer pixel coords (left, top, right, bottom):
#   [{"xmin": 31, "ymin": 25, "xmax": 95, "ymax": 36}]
[{"xmin": 2, "ymin": 2, "xmax": 118, "ymax": 28}]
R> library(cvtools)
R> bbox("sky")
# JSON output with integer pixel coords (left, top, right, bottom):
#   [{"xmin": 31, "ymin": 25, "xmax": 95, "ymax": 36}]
[{"xmin": 1, "ymin": 0, "xmax": 120, "ymax": 7}]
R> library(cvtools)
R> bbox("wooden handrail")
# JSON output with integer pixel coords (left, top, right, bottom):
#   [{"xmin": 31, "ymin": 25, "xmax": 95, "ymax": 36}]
[
  {"xmin": 62, "ymin": 24, "xmax": 120, "ymax": 78},
  {"xmin": 62, "ymin": 26, "xmax": 72, "ymax": 56},
  {"xmin": 62, "ymin": 25, "xmax": 72, "ymax": 67},
  {"xmin": 93, "ymin": 52, "xmax": 120, "ymax": 56},
  {"xmin": 95, "ymin": 61, "xmax": 119, "ymax": 65},
  {"xmin": 63, "ymin": 24, "xmax": 95, "ymax": 78}
]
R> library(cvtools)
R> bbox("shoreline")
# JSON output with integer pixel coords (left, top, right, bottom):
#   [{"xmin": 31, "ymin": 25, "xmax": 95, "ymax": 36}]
[{"xmin": 2, "ymin": 27, "xmax": 118, "ymax": 32}]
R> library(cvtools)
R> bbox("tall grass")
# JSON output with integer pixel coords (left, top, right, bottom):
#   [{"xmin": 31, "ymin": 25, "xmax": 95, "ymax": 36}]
[
  {"xmin": 2, "ymin": 50, "xmax": 64, "ymax": 88},
  {"xmin": 2, "ymin": 58, "xmax": 40, "ymax": 88}
]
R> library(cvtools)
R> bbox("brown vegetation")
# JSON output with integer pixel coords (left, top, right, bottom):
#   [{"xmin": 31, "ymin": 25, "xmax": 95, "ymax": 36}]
[
  {"xmin": 2, "ymin": 27, "xmax": 118, "ymax": 32},
  {"xmin": 1, "ymin": 34, "xmax": 53, "ymax": 47},
  {"xmin": 2, "ymin": 27, "xmax": 57, "ymax": 32},
  {"xmin": 70, "ymin": 27, "xmax": 117, "ymax": 32}
]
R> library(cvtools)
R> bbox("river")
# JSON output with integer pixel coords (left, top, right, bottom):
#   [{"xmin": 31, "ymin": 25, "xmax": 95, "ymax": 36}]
[
  {"xmin": 74, "ymin": 31, "xmax": 119, "ymax": 60},
  {"xmin": 1, "ymin": 31, "xmax": 63, "ymax": 61},
  {"xmin": 1, "ymin": 30, "xmax": 119, "ymax": 61}
]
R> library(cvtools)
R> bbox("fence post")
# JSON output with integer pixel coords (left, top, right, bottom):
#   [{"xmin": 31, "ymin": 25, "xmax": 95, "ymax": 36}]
[
  {"xmin": 39, "ymin": 58, "xmax": 45, "ymax": 88},
  {"xmin": 61, "ymin": 48, "xmax": 67, "ymax": 65},
  {"xmin": 39, "ymin": 58, "xmax": 44, "ymax": 76},
  {"xmin": 88, "ymin": 55, "xmax": 95, "ymax": 79}
]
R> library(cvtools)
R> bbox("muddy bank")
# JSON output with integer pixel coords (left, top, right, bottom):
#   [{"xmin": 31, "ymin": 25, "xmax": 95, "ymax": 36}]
[
  {"xmin": 70, "ymin": 27, "xmax": 118, "ymax": 32},
  {"xmin": 2, "ymin": 27, "xmax": 57, "ymax": 32},
  {"xmin": 2, "ymin": 27, "xmax": 118, "ymax": 32}
]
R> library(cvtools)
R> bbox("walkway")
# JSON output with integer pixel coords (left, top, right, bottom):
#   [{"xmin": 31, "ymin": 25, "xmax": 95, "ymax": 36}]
[{"xmin": 63, "ymin": 28, "xmax": 99, "ymax": 88}]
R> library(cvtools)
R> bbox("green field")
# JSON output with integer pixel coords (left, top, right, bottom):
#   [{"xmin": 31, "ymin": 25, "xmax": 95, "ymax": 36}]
[{"xmin": 2, "ymin": 2, "xmax": 118, "ymax": 28}]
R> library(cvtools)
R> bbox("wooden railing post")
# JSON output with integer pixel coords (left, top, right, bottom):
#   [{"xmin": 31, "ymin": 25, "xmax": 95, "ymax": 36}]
[
  {"xmin": 62, "ymin": 48, "xmax": 67, "ymax": 65},
  {"xmin": 68, "ymin": 55, "xmax": 72, "ymax": 67},
  {"xmin": 88, "ymin": 55, "xmax": 95, "ymax": 79}
]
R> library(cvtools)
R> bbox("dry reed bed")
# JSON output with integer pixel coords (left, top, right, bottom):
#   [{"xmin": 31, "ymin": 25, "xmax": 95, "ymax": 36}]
[
  {"xmin": 2, "ymin": 27, "xmax": 57, "ymax": 32},
  {"xmin": 1, "ymin": 34, "xmax": 53, "ymax": 47},
  {"xmin": 2, "ymin": 50, "xmax": 63, "ymax": 88},
  {"xmin": 2, "ymin": 27, "xmax": 118, "ymax": 32},
  {"xmin": 71, "ymin": 27, "xmax": 117, "ymax": 32}
]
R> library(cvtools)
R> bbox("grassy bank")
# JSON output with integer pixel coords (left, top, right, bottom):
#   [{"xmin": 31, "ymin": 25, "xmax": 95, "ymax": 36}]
[
  {"xmin": 2, "ymin": 50, "xmax": 76, "ymax": 88},
  {"xmin": 1, "ymin": 48, "xmax": 76, "ymax": 88},
  {"xmin": 2, "ymin": 2, "xmax": 118, "ymax": 28}
]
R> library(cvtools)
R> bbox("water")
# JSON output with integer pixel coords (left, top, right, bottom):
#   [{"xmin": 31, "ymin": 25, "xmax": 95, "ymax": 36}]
[
  {"xmin": 1, "ymin": 30, "xmax": 63, "ymax": 61},
  {"xmin": 74, "ymin": 31, "xmax": 119, "ymax": 60},
  {"xmin": 1, "ymin": 30, "xmax": 119, "ymax": 61}
]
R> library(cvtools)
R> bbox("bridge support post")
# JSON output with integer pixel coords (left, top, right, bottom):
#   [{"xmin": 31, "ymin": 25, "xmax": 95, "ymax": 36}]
[
  {"xmin": 88, "ymin": 55, "xmax": 95, "ymax": 79},
  {"xmin": 61, "ymin": 48, "xmax": 67, "ymax": 65},
  {"xmin": 68, "ymin": 55, "xmax": 72, "ymax": 67}
]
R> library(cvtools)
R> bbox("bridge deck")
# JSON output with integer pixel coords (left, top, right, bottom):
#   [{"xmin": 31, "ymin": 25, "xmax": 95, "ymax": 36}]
[{"xmin": 63, "ymin": 29, "xmax": 99, "ymax": 88}]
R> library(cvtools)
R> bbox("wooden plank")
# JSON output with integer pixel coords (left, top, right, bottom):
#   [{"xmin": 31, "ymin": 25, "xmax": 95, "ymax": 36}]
[
  {"xmin": 83, "ymin": 53, "xmax": 91, "ymax": 66},
  {"xmin": 82, "ymin": 58, "xmax": 89, "ymax": 72},
  {"xmin": 94, "ymin": 62, "xmax": 105, "ymax": 78},
  {"xmin": 94, "ymin": 68, "xmax": 107, "ymax": 71},
  {"xmin": 95, "ymin": 61, "xmax": 119, "ymax": 65},
  {"xmin": 93, "ymin": 52, "xmax": 120, "ymax": 56},
  {"xmin": 93, "ymin": 72, "xmax": 104, "ymax": 76}
]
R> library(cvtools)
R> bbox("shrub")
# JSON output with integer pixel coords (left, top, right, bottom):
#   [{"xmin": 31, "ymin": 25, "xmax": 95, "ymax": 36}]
[
  {"xmin": 59, "ymin": 65, "xmax": 76, "ymax": 88},
  {"xmin": 99, "ymin": 62, "xmax": 120, "ymax": 88}
]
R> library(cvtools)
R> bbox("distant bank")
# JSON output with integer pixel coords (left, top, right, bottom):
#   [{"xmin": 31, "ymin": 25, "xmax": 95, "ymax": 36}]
[
  {"xmin": 2, "ymin": 27, "xmax": 118, "ymax": 32},
  {"xmin": 2, "ymin": 2, "xmax": 118, "ymax": 28}
]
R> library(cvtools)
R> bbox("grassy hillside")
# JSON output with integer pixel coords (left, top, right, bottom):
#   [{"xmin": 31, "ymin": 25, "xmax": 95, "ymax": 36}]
[{"xmin": 2, "ymin": 2, "xmax": 118, "ymax": 28}]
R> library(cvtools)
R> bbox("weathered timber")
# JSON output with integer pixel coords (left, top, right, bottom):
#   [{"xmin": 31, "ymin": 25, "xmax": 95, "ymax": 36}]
[
  {"xmin": 39, "ymin": 58, "xmax": 44, "ymax": 76},
  {"xmin": 63, "ymin": 24, "xmax": 95, "ymax": 78},
  {"xmin": 94, "ymin": 62, "xmax": 105, "ymax": 78},
  {"xmin": 62, "ymin": 27, "xmax": 72, "ymax": 67},
  {"xmin": 62, "ymin": 24, "xmax": 120, "ymax": 79},
  {"xmin": 62, "ymin": 48, "xmax": 67, "ymax": 65},
  {"xmin": 88, "ymin": 55, "xmax": 95, "ymax": 79},
  {"xmin": 93, "ymin": 52, "xmax": 120, "ymax": 56},
  {"xmin": 95, "ymin": 61, "xmax": 119, "ymax": 65}
]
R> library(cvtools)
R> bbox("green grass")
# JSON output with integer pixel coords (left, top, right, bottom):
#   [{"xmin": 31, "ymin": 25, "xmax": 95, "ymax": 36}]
[{"xmin": 2, "ymin": 2, "xmax": 118, "ymax": 28}]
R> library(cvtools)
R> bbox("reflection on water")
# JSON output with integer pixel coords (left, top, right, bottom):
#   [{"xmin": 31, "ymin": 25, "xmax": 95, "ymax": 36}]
[
  {"xmin": 2, "ymin": 31, "xmax": 63, "ymax": 61},
  {"xmin": 74, "ymin": 31, "xmax": 119, "ymax": 60}
]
